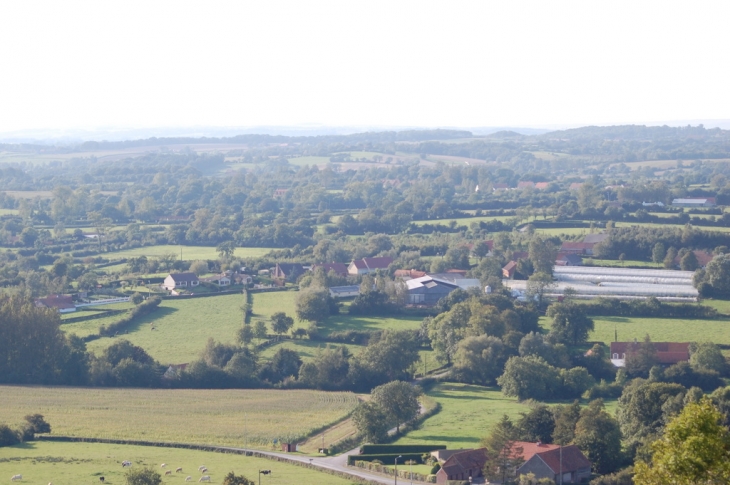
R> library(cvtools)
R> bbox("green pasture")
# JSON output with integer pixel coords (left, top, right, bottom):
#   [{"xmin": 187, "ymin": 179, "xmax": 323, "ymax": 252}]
[
  {"xmin": 534, "ymin": 227, "xmax": 595, "ymax": 236},
  {"xmin": 587, "ymin": 259, "xmax": 663, "ymax": 269},
  {"xmin": 0, "ymin": 386, "xmax": 359, "ymax": 449},
  {"xmin": 250, "ymin": 291, "xmax": 300, "ymax": 325},
  {"xmin": 0, "ymin": 441, "xmax": 354, "ymax": 485},
  {"xmin": 287, "ymin": 156, "xmax": 331, "ymax": 167},
  {"xmin": 615, "ymin": 221, "xmax": 730, "ymax": 233},
  {"xmin": 0, "ymin": 208, "xmax": 18, "ymax": 215},
  {"xmin": 96, "ymin": 245, "xmax": 275, "ymax": 261},
  {"xmin": 702, "ymin": 299, "xmax": 730, "ymax": 315},
  {"xmin": 84, "ymin": 294, "xmax": 248, "ymax": 364},
  {"xmin": 411, "ymin": 215, "xmax": 514, "ymax": 227},
  {"xmin": 62, "ymin": 312, "xmax": 135, "ymax": 339},
  {"xmin": 583, "ymin": 316, "xmax": 730, "ymax": 345},
  {"xmin": 323, "ymin": 310, "xmax": 423, "ymax": 336},
  {"xmin": 395, "ymin": 383, "xmax": 530, "ymax": 449},
  {"xmin": 334, "ymin": 151, "xmax": 384, "ymax": 160}
]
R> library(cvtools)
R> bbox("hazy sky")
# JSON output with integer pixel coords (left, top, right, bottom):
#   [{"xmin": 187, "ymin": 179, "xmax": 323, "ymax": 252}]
[{"xmin": 1, "ymin": 1, "xmax": 729, "ymax": 133}]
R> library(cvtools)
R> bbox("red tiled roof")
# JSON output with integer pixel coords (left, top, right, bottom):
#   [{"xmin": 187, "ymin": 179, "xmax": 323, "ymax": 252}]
[
  {"xmin": 510, "ymin": 442, "xmax": 591, "ymax": 474},
  {"xmin": 35, "ymin": 294, "xmax": 75, "ymax": 310},
  {"xmin": 517, "ymin": 181, "xmax": 535, "ymax": 188},
  {"xmin": 560, "ymin": 242, "xmax": 594, "ymax": 252},
  {"xmin": 362, "ymin": 257, "xmax": 394, "ymax": 269},
  {"xmin": 312, "ymin": 262, "xmax": 349, "ymax": 276},
  {"xmin": 440, "ymin": 448, "xmax": 488, "ymax": 478},
  {"xmin": 535, "ymin": 182, "xmax": 550, "ymax": 189},
  {"xmin": 610, "ymin": 342, "xmax": 690, "ymax": 365},
  {"xmin": 503, "ymin": 261, "xmax": 517, "ymax": 271}
]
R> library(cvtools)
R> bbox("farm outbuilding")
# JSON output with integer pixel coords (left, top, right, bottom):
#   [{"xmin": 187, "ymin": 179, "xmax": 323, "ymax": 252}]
[{"xmin": 504, "ymin": 266, "xmax": 699, "ymax": 302}]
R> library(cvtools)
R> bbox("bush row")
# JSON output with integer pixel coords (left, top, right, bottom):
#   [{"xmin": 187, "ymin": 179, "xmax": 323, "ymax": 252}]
[
  {"xmin": 577, "ymin": 297, "xmax": 717, "ymax": 319},
  {"xmin": 347, "ymin": 452, "xmax": 424, "ymax": 466},
  {"xmin": 98, "ymin": 296, "xmax": 162, "ymax": 337},
  {"xmin": 360, "ymin": 444, "xmax": 447, "ymax": 455}
]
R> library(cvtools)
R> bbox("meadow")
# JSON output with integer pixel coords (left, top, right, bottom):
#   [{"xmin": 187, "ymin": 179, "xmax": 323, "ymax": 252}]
[
  {"xmin": 589, "ymin": 315, "xmax": 730, "ymax": 345},
  {"xmin": 394, "ymin": 383, "xmax": 530, "ymax": 449},
  {"xmin": 0, "ymin": 441, "xmax": 354, "ymax": 485},
  {"xmin": 96, "ymin": 245, "xmax": 275, "ymax": 261},
  {"xmin": 411, "ymin": 215, "xmax": 514, "ymax": 227},
  {"xmin": 0, "ymin": 386, "xmax": 360, "ymax": 448},
  {"xmin": 83, "ymin": 294, "xmax": 248, "ymax": 364},
  {"xmin": 614, "ymin": 221, "xmax": 730, "ymax": 233}
]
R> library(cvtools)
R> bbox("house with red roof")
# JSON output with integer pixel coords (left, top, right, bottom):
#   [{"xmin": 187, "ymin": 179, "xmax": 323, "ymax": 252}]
[
  {"xmin": 610, "ymin": 341, "xmax": 690, "ymax": 367},
  {"xmin": 34, "ymin": 294, "xmax": 76, "ymax": 313},
  {"xmin": 347, "ymin": 257, "xmax": 394, "ymax": 275},
  {"xmin": 311, "ymin": 262, "xmax": 349, "ymax": 278},
  {"xmin": 435, "ymin": 448, "xmax": 487, "ymax": 484},
  {"xmin": 512, "ymin": 442, "xmax": 592, "ymax": 484},
  {"xmin": 560, "ymin": 241, "xmax": 596, "ymax": 255},
  {"xmin": 517, "ymin": 181, "xmax": 535, "ymax": 189},
  {"xmin": 502, "ymin": 261, "xmax": 517, "ymax": 279},
  {"xmin": 534, "ymin": 182, "xmax": 550, "ymax": 190}
]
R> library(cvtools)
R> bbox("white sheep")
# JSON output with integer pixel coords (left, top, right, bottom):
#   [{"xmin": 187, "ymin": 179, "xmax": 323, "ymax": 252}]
[
  {"xmin": 165, "ymin": 471, "xmax": 172, "ymax": 476},
  {"xmin": 197, "ymin": 466, "xmax": 206, "ymax": 472},
  {"xmin": 198, "ymin": 476, "xmax": 210, "ymax": 482},
  {"xmin": 10, "ymin": 476, "xmax": 22, "ymax": 482},
  {"xmin": 176, "ymin": 468, "xmax": 183, "ymax": 473},
  {"xmin": 200, "ymin": 468, "xmax": 207, "ymax": 474},
  {"xmin": 185, "ymin": 477, "xmax": 192, "ymax": 482},
  {"xmin": 161, "ymin": 464, "xmax": 167, "ymax": 468}
]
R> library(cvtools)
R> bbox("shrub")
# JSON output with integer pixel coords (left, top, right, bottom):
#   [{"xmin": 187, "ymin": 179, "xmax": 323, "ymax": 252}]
[
  {"xmin": 125, "ymin": 467, "xmax": 162, "ymax": 485},
  {"xmin": 98, "ymin": 296, "xmax": 162, "ymax": 337},
  {"xmin": 0, "ymin": 424, "xmax": 20, "ymax": 447}
]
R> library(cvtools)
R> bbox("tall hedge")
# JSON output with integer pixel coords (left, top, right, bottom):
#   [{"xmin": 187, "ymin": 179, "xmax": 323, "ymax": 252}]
[{"xmin": 98, "ymin": 296, "xmax": 162, "ymax": 337}]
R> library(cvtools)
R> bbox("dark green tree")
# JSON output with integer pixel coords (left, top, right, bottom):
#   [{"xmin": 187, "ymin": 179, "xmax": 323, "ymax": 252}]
[
  {"xmin": 352, "ymin": 401, "xmax": 389, "ymax": 443},
  {"xmin": 574, "ymin": 399, "xmax": 623, "ymax": 474},
  {"xmin": 371, "ymin": 380, "xmax": 420, "ymax": 433},
  {"xmin": 270, "ymin": 312, "xmax": 294, "ymax": 335},
  {"xmin": 547, "ymin": 302, "xmax": 594, "ymax": 346}
]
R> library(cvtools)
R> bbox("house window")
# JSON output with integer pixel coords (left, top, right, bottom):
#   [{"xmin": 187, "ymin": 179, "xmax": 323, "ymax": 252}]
[
  {"xmin": 409, "ymin": 294, "xmax": 425, "ymax": 304},
  {"xmin": 612, "ymin": 353, "xmax": 618, "ymax": 359},
  {"xmin": 191, "ymin": 281, "xmax": 199, "ymax": 286}
]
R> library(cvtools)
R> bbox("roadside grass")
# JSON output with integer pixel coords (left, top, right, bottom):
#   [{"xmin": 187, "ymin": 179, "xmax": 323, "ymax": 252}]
[
  {"xmin": 0, "ymin": 386, "xmax": 359, "ymax": 448},
  {"xmin": 394, "ymin": 383, "xmax": 530, "ymax": 449},
  {"xmin": 0, "ymin": 441, "xmax": 353, "ymax": 485},
  {"xmin": 84, "ymin": 294, "xmax": 248, "ymax": 364},
  {"xmin": 96, "ymin": 245, "xmax": 275, "ymax": 261}
]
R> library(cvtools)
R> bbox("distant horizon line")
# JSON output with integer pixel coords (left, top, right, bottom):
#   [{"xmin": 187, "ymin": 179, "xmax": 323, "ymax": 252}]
[{"xmin": 1, "ymin": 119, "xmax": 730, "ymax": 144}]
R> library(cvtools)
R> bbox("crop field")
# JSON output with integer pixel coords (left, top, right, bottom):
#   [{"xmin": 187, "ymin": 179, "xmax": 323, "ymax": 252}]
[
  {"xmin": 96, "ymin": 245, "xmax": 275, "ymax": 261},
  {"xmin": 394, "ymin": 383, "xmax": 530, "ymax": 449},
  {"xmin": 84, "ymin": 294, "xmax": 247, "ymax": 364},
  {"xmin": 0, "ymin": 386, "xmax": 360, "ymax": 448},
  {"xmin": 0, "ymin": 441, "xmax": 354, "ymax": 485}
]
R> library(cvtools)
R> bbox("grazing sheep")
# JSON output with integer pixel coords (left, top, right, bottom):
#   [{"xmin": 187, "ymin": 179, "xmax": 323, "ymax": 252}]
[
  {"xmin": 197, "ymin": 466, "xmax": 206, "ymax": 472},
  {"xmin": 161, "ymin": 464, "xmax": 167, "ymax": 468},
  {"xmin": 165, "ymin": 471, "xmax": 172, "ymax": 476},
  {"xmin": 185, "ymin": 477, "xmax": 192, "ymax": 482},
  {"xmin": 200, "ymin": 468, "xmax": 207, "ymax": 474},
  {"xmin": 198, "ymin": 476, "xmax": 210, "ymax": 483},
  {"xmin": 122, "ymin": 461, "xmax": 132, "ymax": 467},
  {"xmin": 99, "ymin": 477, "xmax": 105, "ymax": 483},
  {"xmin": 10, "ymin": 476, "xmax": 21, "ymax": 482},
  {"xmin": 175, "ymin": 468, "xmax": 183, "ymax": 473}
]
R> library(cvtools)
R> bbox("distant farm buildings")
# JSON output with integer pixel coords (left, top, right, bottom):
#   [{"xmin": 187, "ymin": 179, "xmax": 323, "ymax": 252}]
[
  {"xmin": 34, "ymin": 294, "xmax": 76, "ymax": 313},
  {"xmin": 672, "ymin": 197, "xmax": 716, "ymax": 207},
  {"xmin": 610, "ymin": 341, "xmax": 690, "ymax": 368},
  {"xmin": 347, "ymin": 257, "xmax": 394, "ymax": 276},
  {"xmin": 162, "ymin": 273, "xmax": 200, "ymax": 291}
]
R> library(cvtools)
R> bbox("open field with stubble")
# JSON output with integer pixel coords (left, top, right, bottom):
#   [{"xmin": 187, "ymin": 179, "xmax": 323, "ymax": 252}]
[
  {"xmin": 0, "ymin": 386, "xmax": 360, "ymax": 448},
  {"xmin": 0, "ymin": 441, "xmax": 354, "ymax": 485}
]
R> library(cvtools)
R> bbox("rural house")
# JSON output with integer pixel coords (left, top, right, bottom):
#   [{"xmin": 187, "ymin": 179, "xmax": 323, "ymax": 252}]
[
  {"xmin": 560, "ymin": 242, "xmax": 595, "ymax": 255},
  {"xmin": 610, "ymin": 341, "xmax": 690, "ymax": 367},
  {"xmin": 273, "ymin": 263, "xmax": 305, "ymax": 281},
  {"xmin": 162, "ymin": 273, "xmax": 200, "ymax": 291},
  {"xmin": 501, "ymin": 442, "xmax": 592, "ymax": 484},
  {"xmin": 435, "ymin": 448, "xmax": 487, "ymax": 484},
  {"xmin": 34, "ymin": 294, "xmax": 76, "ymax": 313},
  {"xmin": 311, "ymin": 262, "xmax": 349, "ymax": 277},
  {"xmin": 502, "ymin": 261, "xmax": 517, "ymax": 279},
  {"xmin": 394, "ymin": 269, "xmax": 428, "ymax": 280},
  {"xmin": 347, "ymin": 256, "xmax": 394, "ymax": 276},
  {"xmin": 329, "ymin": 285, "xmax": 360, "ymax": 298},
  {"xmin": 673, "ymin": 249, "xmax": 714, "ymax": 268},
  {"xmin": 200, "ymin": 274, "xmax": 231, "ymax": 286},
  {"xmin": 555, "ymin": 253, "xmax": 583, "ymax": 266}
]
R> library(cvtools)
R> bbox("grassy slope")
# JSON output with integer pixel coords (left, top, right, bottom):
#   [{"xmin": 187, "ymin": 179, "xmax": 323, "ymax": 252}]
[
  {"xmin": 394, "ymin": 383, "xmax": 530, "ymax": 449},
  {"xmin": 0, "ymin": 386, "xmax": 359, "ymax": 448},
  {"xmin": 590, "ymin": 315, "xmax": 730, "ymax": 345},
  {"xmin": 84, "ymin": 294, "xmax": 248, "ymax": 364},
  {"xmin": 0, "ymin": 441, "xmax": 352, "ymax": 485}
]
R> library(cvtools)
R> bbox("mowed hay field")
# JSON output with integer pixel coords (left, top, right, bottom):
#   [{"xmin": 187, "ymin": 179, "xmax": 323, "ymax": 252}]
[
  {"xmin": 0, "ymin": 386, "xmax": 360, "ymax": 447},
  {"xmin": 394, "ymin": 383, "xmax": 530, "ymax": 449},
  {"xmin": 81, "ymin": 294, "xmax": 248, "ymax": 364},
  {"xmin": 0, "ymin": 441, "xmax": 354, "ymax": 485}
]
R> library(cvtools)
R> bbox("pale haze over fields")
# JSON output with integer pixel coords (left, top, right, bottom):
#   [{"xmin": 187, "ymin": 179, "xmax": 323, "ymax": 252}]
[{"xmin": 1, "ymin": 0, "xmax": 729, "ymax": 135}]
